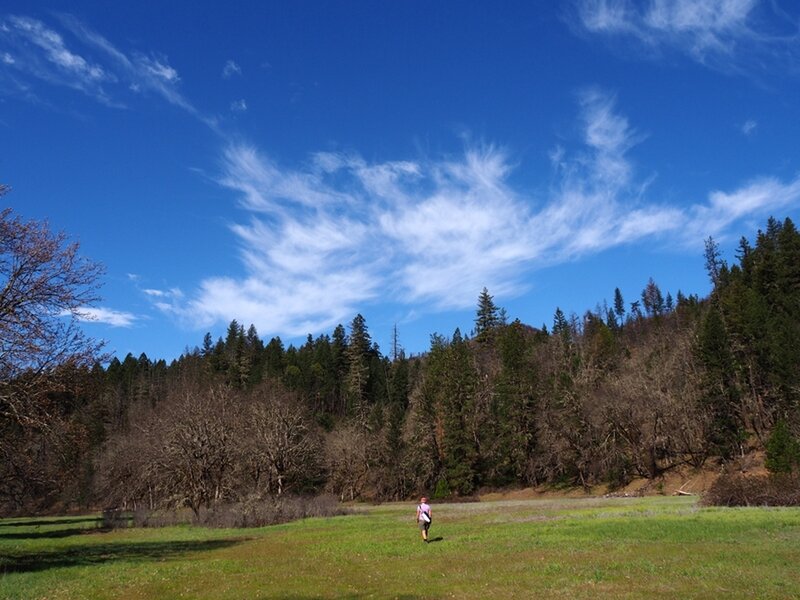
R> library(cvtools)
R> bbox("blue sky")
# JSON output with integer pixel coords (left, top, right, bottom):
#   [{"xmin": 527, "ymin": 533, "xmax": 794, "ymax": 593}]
[{"xmin": 2, "ymin": 1, "xmax": 800, "ymax": 361}]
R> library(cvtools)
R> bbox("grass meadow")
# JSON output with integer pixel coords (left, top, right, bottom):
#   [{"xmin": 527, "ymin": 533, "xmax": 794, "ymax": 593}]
[{"xmin": 1, "ymin": 496, "xmax": 799, "ymax": 599}]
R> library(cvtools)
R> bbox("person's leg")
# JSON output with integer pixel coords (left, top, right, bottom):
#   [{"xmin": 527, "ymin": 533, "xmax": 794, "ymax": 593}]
[{"xmin": 423, "ymin": 522, "xmax": 429, "ymax": 542}]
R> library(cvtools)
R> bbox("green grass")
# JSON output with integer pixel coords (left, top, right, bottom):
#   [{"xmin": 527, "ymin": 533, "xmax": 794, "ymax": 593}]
[{"xmin": 1, "ymin": 496, "xmax": 799, "ymax": 599}]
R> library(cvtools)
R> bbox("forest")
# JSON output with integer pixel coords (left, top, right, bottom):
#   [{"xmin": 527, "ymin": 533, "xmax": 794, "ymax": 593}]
[{"xmin": 2, "ymin": 193, "xmax": 800, "ymax": 515}]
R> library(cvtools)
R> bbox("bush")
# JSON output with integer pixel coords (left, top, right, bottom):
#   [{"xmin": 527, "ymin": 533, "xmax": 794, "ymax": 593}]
[
  {"xmin": 132, "ymin": 508, "xmax": 193, "ymax": 528},
  {"xmin": 101, "ymin": 508, "xmax": 133, "ymax": 529},
  {"xmin": 765, "ymin": 420, "xmax": 800, "ymax": 474},
  {"xmin": 433, "ymin": 478, "xmax": 450, "ymax": 499},
  {"xmin": 199, "ymin": 493, "xmax": 347, "ymax": 528},
  {"xmin": 702, "ymin": 472, "xmax": 800, "ymax": 507},
  {"xmin": 131, "ymin": 494, "xmax": 347, "ymax": 528}
]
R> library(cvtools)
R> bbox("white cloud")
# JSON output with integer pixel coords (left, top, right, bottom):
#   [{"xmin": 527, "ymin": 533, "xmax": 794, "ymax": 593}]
[
  {"xmin": 143, "ymin": 287, "xmax": 183, "ymax": 299},
  {"xmin": 73, "ymin": 307, "xmax": 137, "ymax": 327},
  {"xmin": 163, "ymin": 89, "xmax": 800, "ymax": 338},
  {"xmin": 9, "ymin": 16, "xmax": 108, "ymax": 80},
  {"xmin": 1, "ymin": 15, "xmax": 115, "ymax": 103},
  {"xmin": 222, "ymin": 59, "xmax": 241, "ymax": 78},
  {"xmin": 230, "ymin": 98, "xmax": 247, "ymax": 112},
  {"xmin": 741, "ymin": 119, "xmax": 757, "ymax": 135},
  {"xmin": 574, "ymin": 0, "xmax": 797, "ymax": 73},
  {"xmin": 686, "ymin": 175, "xmax": 800, "ymax": 241},
  {"xmin": 1, "ymin": 14, "xmax": 218, "ymax": 129},
  {"xmin": 139, "ymin": 54, "xmax": 179, "ymax": 82}
]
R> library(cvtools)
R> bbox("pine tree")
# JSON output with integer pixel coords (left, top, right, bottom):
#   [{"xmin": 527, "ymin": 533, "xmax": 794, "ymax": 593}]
[
  {"xmin": 345, "ymin": 314, "xmax": 372, "ymax": 420},
  {"xmin": 704, "ymin": 237, "xmax": 726, "ymax": 288},
  {"xmin": 245, "ymin": 324, "xmax": 264, "ymax": 386},
  {"xmin": 263, "ymin": 337, "xmax": 286, "ymax": 379},
  {"xmin": 223, "ymin": 320, "xmax": 249, "ymax": 388},
  {"xmin": 552, "ymin": 308, "xmax": 571, "ymax": 344},
  {"xmin": 765, "ymin": 420, "xmax": 800, "ymax": 474},
  {"xmin": 331, "ymin": 324, "xmax": 348, "ymax": 415},
  {"xmin": 439, "ymin": 329, "xmax": 479, "ymax": 495},
  {"xmin": 475, "ymin": 287, "xmax": 500, "ymax": 338},
  {"xmin": 613, "ymin": 287, "xmax": 625, "ymax": 322},
  {"xmin": 489, "ymin": 320, "xmax": 538, "ymax": 485},
  {"xmin": 641, "ymin": 278, "xmax": 665, "ymax": 317},
  {"xmin": 390, "ymin": 324, "xmax": 402, "ymax": 362},
  {"xmin": 697, "ymin": 306, "xmax": 741, "ymax": 457},
  {"xmin": 201, "ymin": 332, "xmax": 214, "ymax": 357}
]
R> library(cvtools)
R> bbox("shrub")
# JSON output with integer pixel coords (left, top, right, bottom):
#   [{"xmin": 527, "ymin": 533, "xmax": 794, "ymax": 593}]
[
  {"xmin": 131, "ymin": 494, "xmax": 347, "ymax": 528},
  {"xmin": 702, "ymin": 472, "xmax": 800, "ymax": 507},
  {"xmin": 765, "ymin": 420, "xmax": 800, "ymax": 474},
  {"xmin": 101, "ymin": 508, "xmax": 133, "ymax": 529}
]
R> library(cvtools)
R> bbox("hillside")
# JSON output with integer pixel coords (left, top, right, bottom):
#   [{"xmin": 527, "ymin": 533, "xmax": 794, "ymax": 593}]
[{"xmin": 1, "ymin": 216, "xmax": 800, "ymax": 515}]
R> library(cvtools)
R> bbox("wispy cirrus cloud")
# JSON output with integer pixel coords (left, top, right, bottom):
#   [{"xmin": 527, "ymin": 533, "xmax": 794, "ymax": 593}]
[
  {"xmin": 0, "ymin": 13, "xmax": 217, "ymax": 128},
  {"xmin": 0, "ymin": 15, "xmax": 116, "ymax": 104},
  {"xmin": 686, "ymin": 175, "xmax": 800, "ymax": 241},
  {"xmin": 154, "ymin": 89, "xmax": 800, "ymax": 337},
  {"xmin": 74, "ymin": 307, "xmax": 137, "ymax": 327},
  {"xmin": 222, "ymin": 59, "xmax": 241, "ymax": 78},
  {"xmin": 572, "ymin": 0, "xmax": 799, "ymax": 73},
  {"xmin": 741, "ymin": 119, "xmax": 758, "ymax": 135}
]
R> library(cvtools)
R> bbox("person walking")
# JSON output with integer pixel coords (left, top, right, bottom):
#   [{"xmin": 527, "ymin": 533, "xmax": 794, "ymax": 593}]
[{"xmin": 416, "ymin": 496, "xmax": 432, "ymax": 543}]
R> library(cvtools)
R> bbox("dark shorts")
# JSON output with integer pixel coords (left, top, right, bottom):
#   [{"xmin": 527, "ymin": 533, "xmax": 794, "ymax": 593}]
[{"xmin": 418, "ymin": 519, "xmax": 431, "ymax": 531}]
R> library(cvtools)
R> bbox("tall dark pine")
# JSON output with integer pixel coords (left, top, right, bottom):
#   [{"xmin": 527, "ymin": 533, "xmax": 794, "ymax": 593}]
[
  {"xmin": 440, "ymin": 329, "xmax": 479, "ymax": 495},
  {"xmin": 345, "ymin": 314, "xmax": 372, "ymax": 420},
  {"xmin": 475, "ymin": 287, "xmax": 500, "ymax": 338},
  {"xmin": 641, "ymin": 278, "xmax": 665, "ymax": 317},
  {"xmin": 613, "ymin": 288, "xmax": 625, "ymax": 322},
  {"xmin": 704, "ymin": 237, "xmax": 726, "ymax": 289},
  {"xmin": 331, "ymin": 324, "xmax": 348, "ymax": 415},
  {"xmin": 201, "ymin": 332, "xmax": 214, "ymax": 357}
]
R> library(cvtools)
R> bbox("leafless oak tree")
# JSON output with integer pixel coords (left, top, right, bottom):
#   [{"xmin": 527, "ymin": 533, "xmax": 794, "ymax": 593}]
[
  {"xmin": 245, "ymin": 386, "xmax": 322, "ymax": 496},
  {"xmin": 0, "ymin": 200, "xmax": 104, "ymax": 427}
]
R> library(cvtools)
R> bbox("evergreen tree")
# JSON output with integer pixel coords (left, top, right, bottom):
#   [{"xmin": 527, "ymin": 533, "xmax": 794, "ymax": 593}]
[
  {"xmin": 641, "ymin": 278, "xmax": 665, "ymax": 317},
  {"xmin": 487, "ymin": 320, "xmax": 539, "ymax": 485},
  {"xmin": 475, "ymin": 287, "xmax": 500, "ymax": 338},
  {"xmin": 390, "ymin": 324, "xmax": 402, "ymax": 362},
  {"xmin": 263, "ymin": 337, "xmax": 286, "ymax": 379},
  {"xmin": 629, "ymin": 301, "xmax": 643, "ymax": 321},
  {"xmin": 201, "ymin": 332, "xmax": 214, "ymax": 357},
  {"xmin": 552, "ymin": 307, "xmax": 569, "ymax": 338},
  {"xmin": 245, "ymin": 324, "xmax": 264, "ymax": 386},
  {"xmin": 613, "ymin": 287, "xmax": 625, "ymax": 322},
  {"xmin": 331, "ymin": 324, "xmax": 348, "ymax": 415},
  {"xmin": 704, "ymin": 236, "xmax": 726, "ymax": 288},
  {"xmin": 439, "ymin": 329, "xmax": 479, "ymax": 495},
  {"xmin": 697, "ymin": 306, "xmax": 742, "ymax": 457},
  {"xmin": 223, "ymin": 320, "xmax": 249, "ymax": 388},
  {"xmin": 765, "ymin": 420, "xmax": 800, "ymax": 474},
  {"xmin": 345, "ymin": 314, "xmax": 372, "ymax": 420}
]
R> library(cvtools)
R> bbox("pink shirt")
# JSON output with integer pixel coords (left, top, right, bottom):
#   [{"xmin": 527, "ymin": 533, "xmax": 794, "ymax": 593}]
[{"xmin": 417, "ymin": 502, "xmax": 431, "ymax": 521}]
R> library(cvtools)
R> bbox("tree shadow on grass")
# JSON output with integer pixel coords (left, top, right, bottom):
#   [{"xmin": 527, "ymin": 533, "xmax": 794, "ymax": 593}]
[
  {"xmin": 0, "ymin": 538, "xmax": 244, "ymax": 574},
  {"xmin": 277, "ymin": 596, "xmax": 424, "ymax": 600},
  {"xmin": 0, "ymin": 527, "xmax": 102, "ymax": 540},
  {"xmin": 0, "ymin": 517, "xmax": 102, "ymax": 528}
]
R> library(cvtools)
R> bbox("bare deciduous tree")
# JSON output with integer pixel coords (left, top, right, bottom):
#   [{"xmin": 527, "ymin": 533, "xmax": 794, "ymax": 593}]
[
  {"xmin": 246, "ymin": 386, "xmax": 322, "ymax": 496},
  {"xmin": 325, "ymin": 423, "xmax": 373, "ymax": 501},
  {"xmin": 159, "ymin": 386, "xmax": 237, "ymax": 515},
  {"xmin": 0, "ymin": 201, "xmax": 104, "ymax": 427}
]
